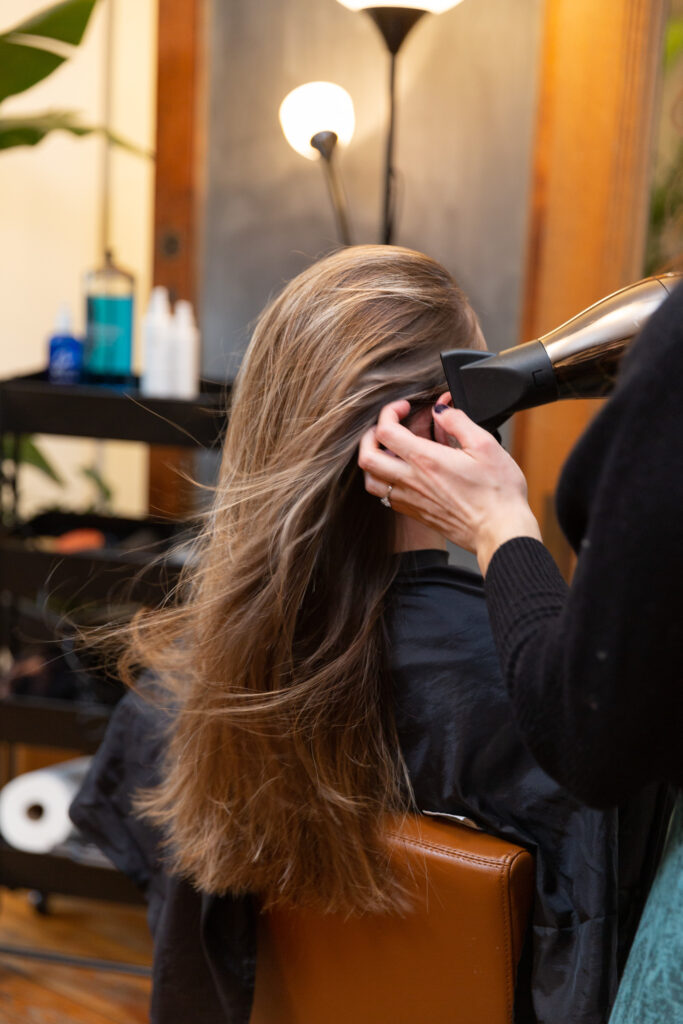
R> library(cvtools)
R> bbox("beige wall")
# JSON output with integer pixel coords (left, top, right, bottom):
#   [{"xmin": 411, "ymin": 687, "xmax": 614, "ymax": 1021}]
[{"xmin": 0, "ymin": 0, "xmax": 157, "ymax": 519}]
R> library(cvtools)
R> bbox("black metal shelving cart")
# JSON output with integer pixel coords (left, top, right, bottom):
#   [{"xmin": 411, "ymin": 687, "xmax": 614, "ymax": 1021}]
[{"xmin": 0, "ymin": 371, "xmax": 229, "ymax": 972}]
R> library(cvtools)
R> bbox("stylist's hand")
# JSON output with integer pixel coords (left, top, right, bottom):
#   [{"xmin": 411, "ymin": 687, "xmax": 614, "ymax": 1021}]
[{"xmin": 358, "ymin": 398, "xmax": 541, "ymax": 575}]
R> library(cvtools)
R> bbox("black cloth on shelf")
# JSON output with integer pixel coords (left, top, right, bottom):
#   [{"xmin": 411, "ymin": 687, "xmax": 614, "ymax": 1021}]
[
  {"xmin": 70, "ymin": 550, "xmax": 667, "ymax": 1024},
  {"xmin": 485, "ymin": 283, "xmax": 683, "ymax": 809}
]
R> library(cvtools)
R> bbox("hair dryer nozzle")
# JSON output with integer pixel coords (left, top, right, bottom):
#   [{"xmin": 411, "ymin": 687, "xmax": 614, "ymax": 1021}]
[{"xmin": 441, "ymin": 342, "xmax": 558, "ymax": 430}]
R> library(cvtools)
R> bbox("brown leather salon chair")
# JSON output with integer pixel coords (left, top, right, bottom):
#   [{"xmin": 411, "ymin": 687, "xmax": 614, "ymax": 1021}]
[{"xmin": 252, "ymin": 814, "xmax": 534, "ymax": 1024}]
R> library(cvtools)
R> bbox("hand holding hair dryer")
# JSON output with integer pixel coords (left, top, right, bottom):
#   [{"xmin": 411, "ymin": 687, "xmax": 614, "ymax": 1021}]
[{"xmin": 441, "ymin": 273, "xmax": 682, "ymax": 430}]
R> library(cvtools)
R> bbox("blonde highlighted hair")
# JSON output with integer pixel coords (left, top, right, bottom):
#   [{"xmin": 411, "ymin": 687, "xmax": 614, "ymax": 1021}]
[{"xmin": 123, "ymin": 245, "xmax": 480, "ymax": 913}]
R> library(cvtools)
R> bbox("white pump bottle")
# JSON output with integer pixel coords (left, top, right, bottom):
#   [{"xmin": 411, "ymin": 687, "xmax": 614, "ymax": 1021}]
[
  {"xmin": 141, "ymin": 286, "xmax": 172, "ymax": 397},
  {"xmin": 169, "ymin": 299, "xmax": 200, "ymax": 399}
]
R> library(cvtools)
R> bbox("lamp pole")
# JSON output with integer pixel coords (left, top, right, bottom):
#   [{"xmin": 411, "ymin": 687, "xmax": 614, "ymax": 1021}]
[
  {"xmin": 335, "ymin": 1, "xmax": 464, "ymax": 244},
  {"xmin": 311, "ymin": 130, "xmax": 353, "ymax": 246},
  {"xmin": 364, "ymin": 7, "xmax": 426, "ymax": 245},
  {"xmin": 281, "ymin": 4, "xmax": 463, "ymax": 247},
  {"xmin": 279, "ymin": 82, "xmax": 356, "ymax": 248}
]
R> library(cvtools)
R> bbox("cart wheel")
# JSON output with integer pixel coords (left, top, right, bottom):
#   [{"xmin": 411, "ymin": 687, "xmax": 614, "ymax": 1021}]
[{"xmin": 27, "ymin": 890, "xmax": 49, "ymax": 915}]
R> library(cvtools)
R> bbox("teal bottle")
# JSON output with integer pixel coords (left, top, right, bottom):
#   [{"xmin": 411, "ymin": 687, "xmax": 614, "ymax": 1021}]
[{"xmin": 84, "ymin": 249, "xmax": 134, "ymax": 378}]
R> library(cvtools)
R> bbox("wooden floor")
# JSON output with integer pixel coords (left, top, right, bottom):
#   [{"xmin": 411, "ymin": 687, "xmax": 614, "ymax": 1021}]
[{"xmin": 0, "ymin": 889, "xmax": 152, "ymax": 1024}]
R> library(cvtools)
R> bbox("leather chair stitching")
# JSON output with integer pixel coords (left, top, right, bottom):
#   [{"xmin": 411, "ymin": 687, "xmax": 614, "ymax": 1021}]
[
  {"xmin": 498, "ymin": 857, "xmax": 514, "ymax": 1023},
  {"xmin": 390, "ymin": 833, "xmax": 517, "ymax": 870}
]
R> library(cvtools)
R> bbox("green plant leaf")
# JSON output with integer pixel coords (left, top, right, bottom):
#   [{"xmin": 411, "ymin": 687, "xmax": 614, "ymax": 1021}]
[
  {"xmin": 0, "ymin": 0, "xmax": 98, "ymax": 102},
  {"xmin": 81, "ymin": 464, "xmax": 113, "ymax": 506},
  {"xmin": 2, "ymin": 436, "xmax": 64, "ymax": 485},
  {"xmin": 1, "ymin": 0, "xmax": 97, "ymax": 48},
  {"xmin": 0, "ymin": 38, "xmax": 64, "ymax": 103},
  {"xmin": 664, "ymin": 17, "xmax": 683, "ymax": 71},
  {"xmin": 0, "ymin": 111, "xmax": 153, "ymax": 156}
]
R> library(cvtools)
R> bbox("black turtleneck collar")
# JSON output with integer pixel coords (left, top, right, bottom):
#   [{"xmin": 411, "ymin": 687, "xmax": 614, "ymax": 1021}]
[{"xmin": 396, "ymin": 549, "xmax": 449, "ymax": 574}]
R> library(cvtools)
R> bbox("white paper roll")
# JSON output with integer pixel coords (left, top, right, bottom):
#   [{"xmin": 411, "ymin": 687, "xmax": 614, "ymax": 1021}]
[{"xmin": 0, "ymin": 757, "xmax": 91, "ymax": 854}]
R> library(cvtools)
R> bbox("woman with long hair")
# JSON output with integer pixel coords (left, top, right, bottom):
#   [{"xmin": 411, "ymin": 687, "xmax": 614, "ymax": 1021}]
[{"xmin": 71, "ymin": 245, "xmax": 661, "ymax": 1023}]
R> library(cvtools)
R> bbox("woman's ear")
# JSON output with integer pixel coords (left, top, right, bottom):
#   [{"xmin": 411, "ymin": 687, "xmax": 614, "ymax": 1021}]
[{"xmin": 404, "ymin": 406, "xmax": 433, "ymax": 440}]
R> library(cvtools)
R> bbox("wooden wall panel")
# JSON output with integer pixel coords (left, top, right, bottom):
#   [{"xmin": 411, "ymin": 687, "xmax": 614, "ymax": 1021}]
[
  {"xmin": 515, "ymin": 0, "xmax": 667, "ymax": 573},
  {"xmin": 148, "ymin": 0, "xmax": 205, "ymax": 516}
]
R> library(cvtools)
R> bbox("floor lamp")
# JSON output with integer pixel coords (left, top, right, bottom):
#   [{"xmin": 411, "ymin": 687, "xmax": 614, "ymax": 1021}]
[
  {"xmin": 336, "ymin": 1, "xmax": 464, "ymax": 244},
  {"xmin": 280, "ymin": 2, "xmax": 464, "ymax": 247},
  {"xmin": 279, "ymin": 82, "xmax": 356, "ymax": 246}
]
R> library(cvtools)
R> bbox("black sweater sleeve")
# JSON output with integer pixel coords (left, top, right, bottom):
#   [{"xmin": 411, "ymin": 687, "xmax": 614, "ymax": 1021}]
[{"xmin": 484, "ymin": 286, "xmax": 683, "ymax": 808}]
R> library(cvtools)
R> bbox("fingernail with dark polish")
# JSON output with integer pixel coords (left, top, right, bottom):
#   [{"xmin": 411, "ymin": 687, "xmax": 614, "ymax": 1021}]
[{"xmin": 434, "ymin": 404, "xmax": 449, "ymax": 414}]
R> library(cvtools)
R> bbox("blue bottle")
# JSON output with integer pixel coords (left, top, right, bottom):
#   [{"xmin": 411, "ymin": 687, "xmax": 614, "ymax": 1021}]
[
  {"xmin": 48, "ymin": 305, "xmax": 83, "ymax": 385},
  {"xmin": 84, "ymin": 249, "xmax": 135, "ymax": 379}
]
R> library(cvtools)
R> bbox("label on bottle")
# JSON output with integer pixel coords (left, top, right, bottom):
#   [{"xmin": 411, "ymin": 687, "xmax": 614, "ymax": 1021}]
[
  {"xmin": 85, "ymin": 296, "xmax": 133, "ymax": 376},
  {"xmin": 49, "ymin": 336, "xmax": 84, "ymax": 385}
]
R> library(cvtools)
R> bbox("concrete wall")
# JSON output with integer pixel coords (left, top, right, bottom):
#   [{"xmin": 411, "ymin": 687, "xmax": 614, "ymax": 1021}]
[{"xmin": 201, "ymin": 0, "xmax": 543, "ymax": 378}]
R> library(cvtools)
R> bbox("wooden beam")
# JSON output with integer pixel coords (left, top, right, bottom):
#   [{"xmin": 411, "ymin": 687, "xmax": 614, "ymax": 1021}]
[
  {"xmin": 148, "ymin": 0, "xmax": 205, "ymax": 517},
  {"xmin": 514, "ymin": 0, "xmax": 666, "ymax": 573}
]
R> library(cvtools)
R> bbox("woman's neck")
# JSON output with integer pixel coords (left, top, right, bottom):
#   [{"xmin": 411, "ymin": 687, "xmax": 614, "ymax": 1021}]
[{"xmin": 394, "ymin": 513, "xmax": 447, "ymax": 554}]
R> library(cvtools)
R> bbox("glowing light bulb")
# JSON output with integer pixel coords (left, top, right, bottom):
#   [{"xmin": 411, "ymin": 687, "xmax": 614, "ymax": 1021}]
[
  {"xmin": 336, "ymin": 0, "xmax": 463, "ymax": 12},
  {"xmin": 279, "ymin": 82, "xmax": 355, "ymax": 161}
]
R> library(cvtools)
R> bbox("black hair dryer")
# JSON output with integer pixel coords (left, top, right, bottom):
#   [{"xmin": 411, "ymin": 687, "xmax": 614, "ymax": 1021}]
[{"xmin": 441, "ymin": 272, "xmax": 682, "ymax": 430}]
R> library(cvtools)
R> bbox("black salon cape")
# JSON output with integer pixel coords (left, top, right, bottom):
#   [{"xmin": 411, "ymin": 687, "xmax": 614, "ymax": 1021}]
[{"xmin": 70, "ymin": 551, "xmax": 665, "ymax": 1024}]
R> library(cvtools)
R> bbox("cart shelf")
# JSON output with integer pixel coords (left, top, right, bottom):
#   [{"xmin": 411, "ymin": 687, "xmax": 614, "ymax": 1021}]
[
  {"xmin": 0, "ymin": 696, "xmax": 112, "ymax": 751},
  {"xmin": 0, "ymin": 372, "xmax": 227, "ymax": 912},
  {"xmin": 0, "ymin": 371, "xmax": 229, "ymax": 447},
  {"xmin": 0, "ymin": 841, "xmax": 144, "ymax": 905},
  {"xmin": 0, "ymin": 510, "xmax": 191, "ymax": 607}
]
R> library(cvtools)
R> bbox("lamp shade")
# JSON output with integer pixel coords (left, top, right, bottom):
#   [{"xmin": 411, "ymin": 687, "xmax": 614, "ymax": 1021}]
[
  {"xmin": 336, "ymin": 0, "xmax": 463, "ymax": 12},
  {"xmin": 279, "ymin": 82, "xmax": 355, "ymax": 161}
]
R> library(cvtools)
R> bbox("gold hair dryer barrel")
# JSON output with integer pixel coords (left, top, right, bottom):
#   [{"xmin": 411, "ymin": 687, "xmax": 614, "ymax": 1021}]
[{"xmin": 441, "ymin": 272, "xmax": 682, "ymax": 429}]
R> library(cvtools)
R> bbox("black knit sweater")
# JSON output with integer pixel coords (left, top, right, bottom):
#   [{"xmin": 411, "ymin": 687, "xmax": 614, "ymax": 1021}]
[{"xmin": 484, "ymin": 283, "xmax": 683, "ymax": 808}]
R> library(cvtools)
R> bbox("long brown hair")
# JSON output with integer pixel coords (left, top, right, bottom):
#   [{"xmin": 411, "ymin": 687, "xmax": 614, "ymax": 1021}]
[{"xmin": 124, "ymin": 245, "xmax": 480, "ymax": 913}]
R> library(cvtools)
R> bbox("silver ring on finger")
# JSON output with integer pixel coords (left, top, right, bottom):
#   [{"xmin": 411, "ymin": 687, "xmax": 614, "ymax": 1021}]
[{"xmin": 380, "ymin": 484, "xmax": 393, "ymax": 509}]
